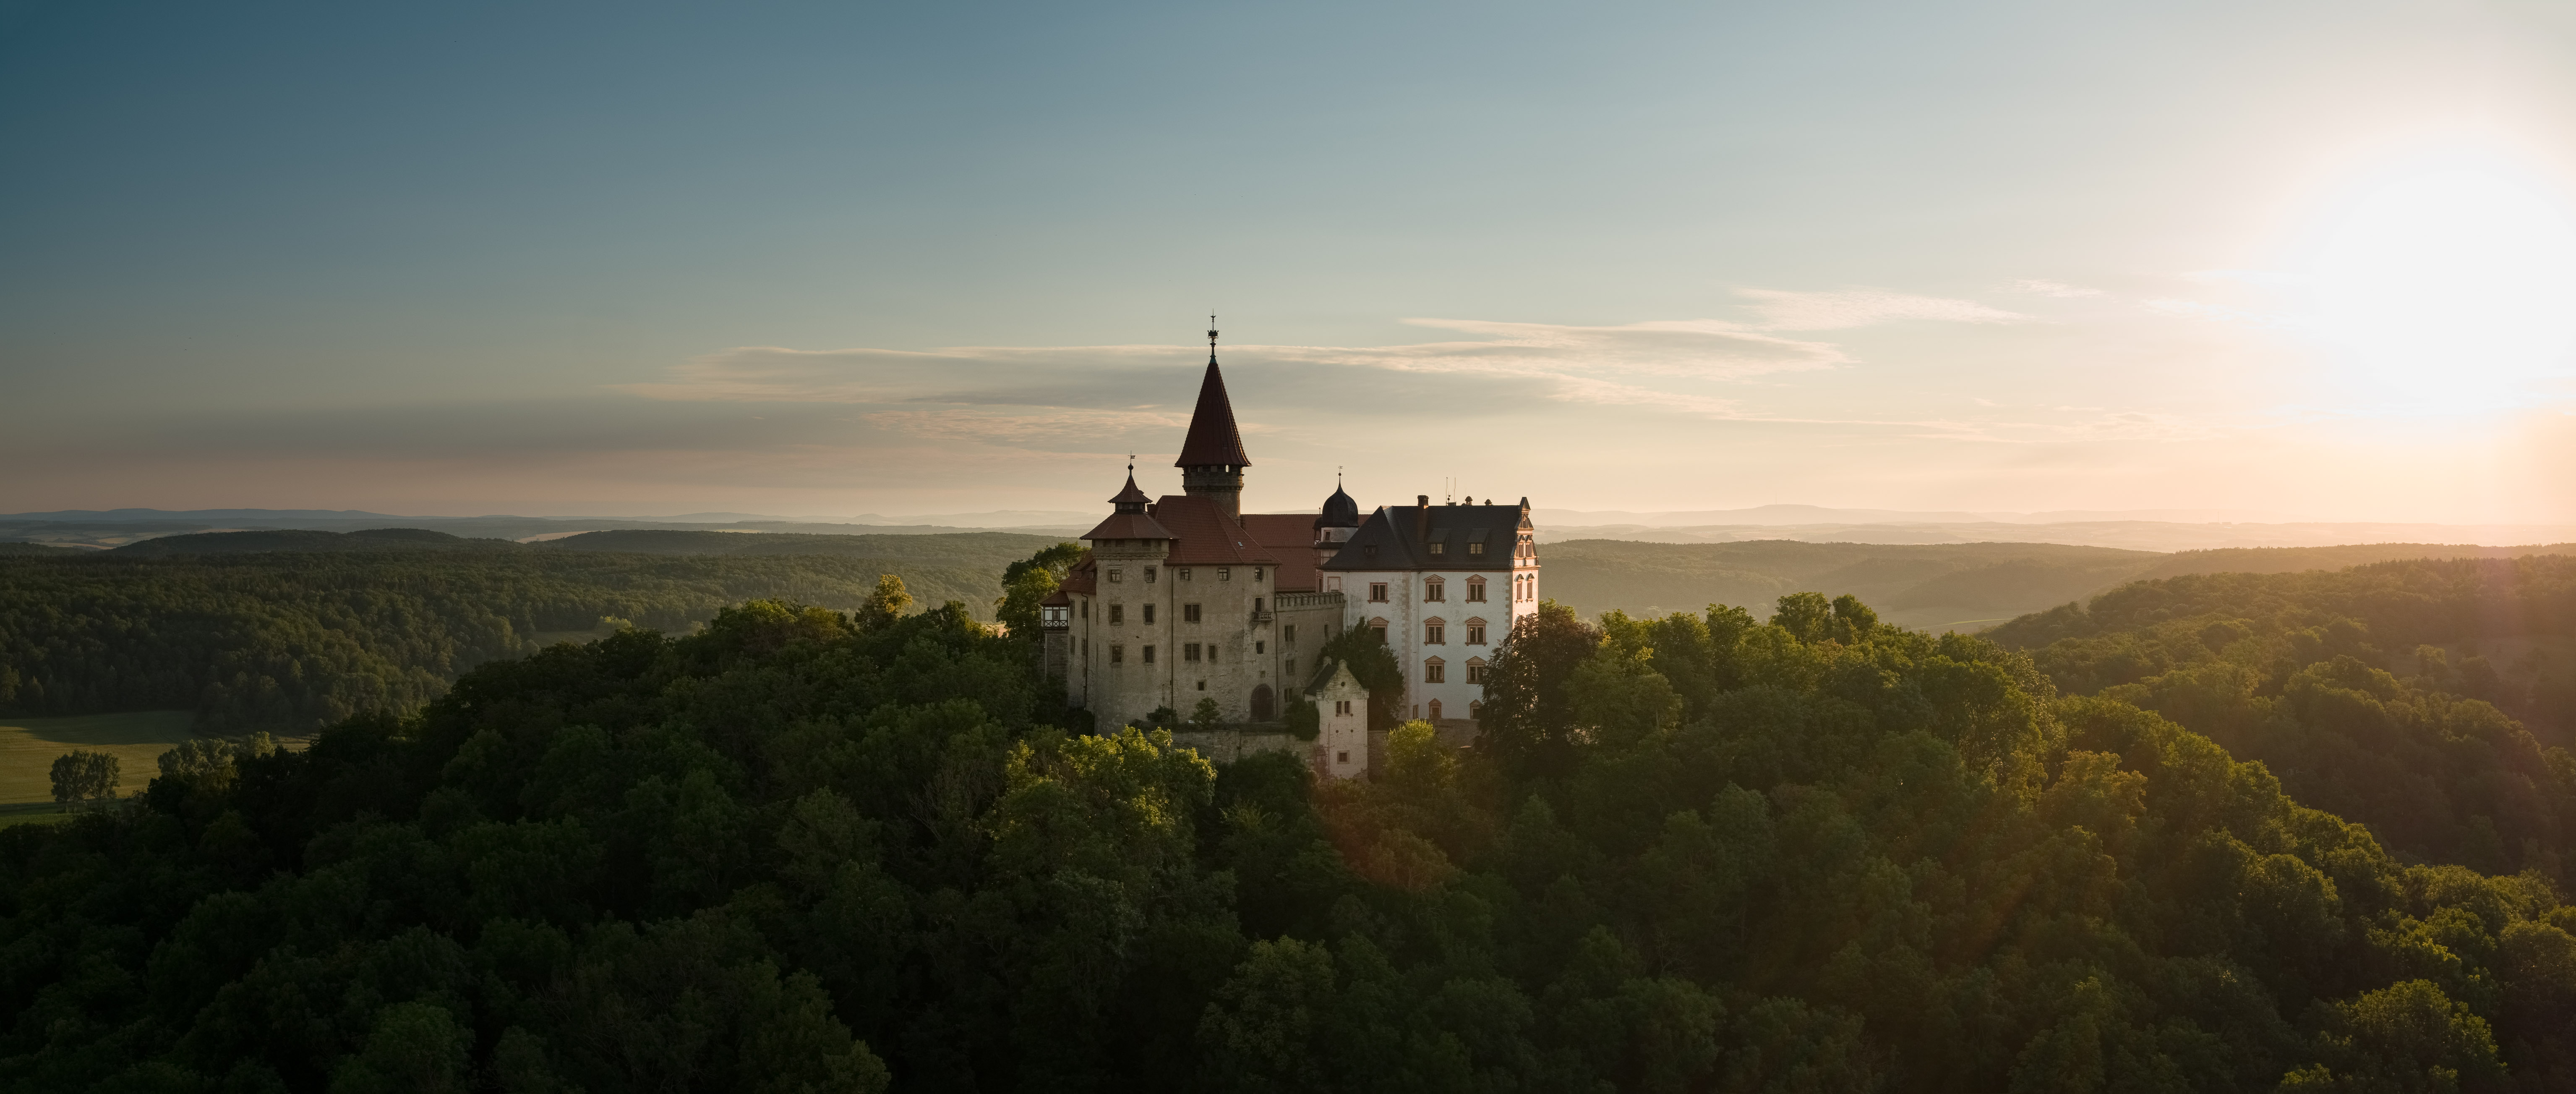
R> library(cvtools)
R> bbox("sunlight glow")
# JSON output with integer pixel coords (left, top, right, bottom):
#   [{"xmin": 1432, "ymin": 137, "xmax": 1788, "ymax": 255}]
[{"xmin": 2295, "ymin": 157, "xmax": 2576, "ymax": 411}]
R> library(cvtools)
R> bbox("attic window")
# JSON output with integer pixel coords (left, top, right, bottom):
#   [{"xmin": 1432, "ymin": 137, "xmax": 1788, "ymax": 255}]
[
  {"xmin": 1364, "ymin": 544, "xmax": 1378, "ymax": 559},
  {"xmin": 1468, "ymin": 543, "xmax": 1484, "ymax": 555},
  {"xmin": 1429, "ymin": 542, "xmax": 1444, "ymax": 555}
]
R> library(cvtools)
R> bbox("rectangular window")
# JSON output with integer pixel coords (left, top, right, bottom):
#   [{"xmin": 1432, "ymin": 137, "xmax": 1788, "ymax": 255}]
[
  {"xmin": 1143, "ymin": 604, "xmax": 1156, "ymax": 624},
  {"xmin": 1184, "ymin": 604, "xmax": 1201, "ymax": 623},
  {"xmin": 1426, "ymin": 624, "xmax": 1445, "ymax": 644},
  {"xmin": 1111, "ymin": 644, "xmax": 1125, "ymax": 663},
  {"xmin": 1143, "ymin": 645, "xmax": 1156, "ymax": 664},
  {"xmin": 1255, "ymin": 641, "xmax": 1265, "ymax": 654},
  {"xmin": 1218, "ymin": 567, "xmax": 1232, "ymax": 581},
  {"xmin": 1284, "ymin": 625, "xmax": 1296, "ymax": 644},
  {"xmin": 1425, "ymin": 661, "xmax": 1445, "ymax": 683},
  {"xmin": 1369, "ymin": 582, "xmax": 1388, "ymax": 602},
  {"xmin": 1326, "ymin": 575, "xmax": 1342, "ymax": 592},
  {"xmin": 1108, "ymin": 568, "xmax": 1123, "ymax": 582},
  {"xmin": 1425, "ymin": 579, "xmax": 1445, "ymax": 601},
  {"xmin": 1109, "ymin": 605, "xmax": 1124, "ymax": 625},
  {"xmin": 1466, "ymin": 580, "xmax": 1485, "ymax": 602},
  {"xmin": 1144, "ymin": 567, "xmax": 1156, "ymax": 583},
  {"xmin": 1179, "ymin": 568, "xmax": 1192, "ymax": 581},
  {"xmin": 1467, "ymin": 663, "xmax": 1487, "ymax": 684},
  {"xmin": 1255, "ymin": 567, "xmax": 1264, "ymax": 582},
  {"xmin": 1335, "ymin": 700, "xmax": 1352, "ymax": 715},
  {"xmin": 1467, "ymin": 624, "xmax": 1485, "ymax": 644},
  {"xmin": 1469, "ymin": 542, "xmax": 1484, "ymax": 555},
  {"xmin": 1429, "ymin": 542, "xmax": 1444, "ymax": 555},
  {"xmin": 1336, "ymin": 751, "xmax": 1349, "ymax": 763},
  {"xmin": 1185, "ymin": 643, "xmax": 1201, "ymax": 662},
  {"xmin": 1286, "ymin": 657, "xmax": 1296, "ymax": 677}
]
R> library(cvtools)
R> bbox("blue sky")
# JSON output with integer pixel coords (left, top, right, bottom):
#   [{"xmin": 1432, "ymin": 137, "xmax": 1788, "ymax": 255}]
[{"xmin": 5, "ymin": 0, "xmax": 2573, "ymax": 521}]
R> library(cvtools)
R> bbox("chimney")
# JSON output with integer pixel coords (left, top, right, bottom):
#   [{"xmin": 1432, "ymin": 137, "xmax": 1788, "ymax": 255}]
[{"xmin": 1416, "ymin": 495, "xmax": 1430, "ymax": 542}]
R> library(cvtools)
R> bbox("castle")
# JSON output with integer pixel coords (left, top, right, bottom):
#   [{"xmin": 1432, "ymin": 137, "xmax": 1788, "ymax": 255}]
[{"xmin": 1040, "ymin": 323, "xmax": 1541, "ymax": 777}]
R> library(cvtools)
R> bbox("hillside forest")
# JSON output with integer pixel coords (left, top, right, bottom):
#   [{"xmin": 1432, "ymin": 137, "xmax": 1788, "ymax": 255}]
[{"xmin": 7, "ymin": 548, "xmax": 2576, "ymax": 1089}]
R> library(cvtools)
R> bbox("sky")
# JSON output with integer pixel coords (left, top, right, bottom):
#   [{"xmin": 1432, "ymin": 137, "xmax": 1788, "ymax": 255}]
[{"xmin": 4, "ymin": 0, "xmax": 2575, "ymax": 523}]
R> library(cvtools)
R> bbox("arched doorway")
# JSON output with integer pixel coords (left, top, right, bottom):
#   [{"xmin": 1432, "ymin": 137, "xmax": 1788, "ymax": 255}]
[
  {"xmin": 1249, "ymin": 684, "xmax": 1275, "ymax": 722},
  {"xmin": 1428, "ymin": 699, "xmax": 1443, "ymax": 721}
]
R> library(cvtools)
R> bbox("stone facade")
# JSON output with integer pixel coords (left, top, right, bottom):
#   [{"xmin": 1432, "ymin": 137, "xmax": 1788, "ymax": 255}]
[{"xmin": 1045, "ymin": 330, "xmax": 1539, "ymax": 763}]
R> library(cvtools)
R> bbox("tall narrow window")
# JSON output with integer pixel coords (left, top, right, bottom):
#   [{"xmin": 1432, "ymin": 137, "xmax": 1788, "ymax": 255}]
[
  {"xmin": 1143, "ymin": 604, "xmax": 1156, "ymax": 624},
  {"xmin": 1111, "ymin": 644, "xmax": 1125, "ymax": 663},
  {"xmin": 1144, "ymin": 568, "xmax": 1156, "ymax": 583},
  {"xmin": 1284, "ymin": 625, "xmax": 1297, "ymax": 644},
  {"xmin": 1143, "ymin": 645, "xmax": 1156, "ymax": 664},
  {"xmin": 1109, "ymin": 605, "xmax": 1124, "ymax": 625}
]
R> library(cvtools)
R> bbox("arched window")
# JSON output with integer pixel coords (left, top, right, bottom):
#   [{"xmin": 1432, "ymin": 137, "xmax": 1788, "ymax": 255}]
[
  {"xmin": 1428, "ymin": 699, "xmax": 1443, "ymax": 720},
  {"xmin": 1250, "ymin": 684, "xmax": 1275, "ymax": 722},
  {"xmin": 1469, "ymin": 699, "xmax": 1483, "ymax": 719}
]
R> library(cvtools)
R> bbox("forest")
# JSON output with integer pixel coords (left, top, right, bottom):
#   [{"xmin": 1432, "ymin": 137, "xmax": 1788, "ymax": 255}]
[
  {"xmin": 9, "ymin": 545, "xmax": 2576, "ymax": 1090},
  {"xmin": 1989, "ymin": 556, "xmax": 2576, "ymax": 887},
  {"xmin": 0, "ymin": 538, "xmax": 1047, "ymax": 734}
]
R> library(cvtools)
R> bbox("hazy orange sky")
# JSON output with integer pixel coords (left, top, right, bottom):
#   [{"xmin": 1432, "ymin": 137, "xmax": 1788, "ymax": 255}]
[{"xmin": 5, "ymin": 2, "xmax": 2573, "ymax": 522}]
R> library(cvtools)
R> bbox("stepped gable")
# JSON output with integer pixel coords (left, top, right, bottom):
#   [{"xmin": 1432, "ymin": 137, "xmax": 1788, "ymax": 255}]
[
  {"xmin": 1152, "ymin": 495, "xmax": 1280, "ymax": 566},
  {"xmin": 1321, "ymin": 502, "xmax": 1523, "ymax": 572},
  {"xmin": 1174, "ymin": 358, "xmax": 1251, "ymax": 468},
  {"xmin": 1241, "ymin": 513, "xmax": 1325, "ymax": 591}
]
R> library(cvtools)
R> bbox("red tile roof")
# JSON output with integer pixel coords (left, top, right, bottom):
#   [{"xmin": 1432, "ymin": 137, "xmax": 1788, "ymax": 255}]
[
  {"xmin": 1153, "ymin": 495, "xmax": 1281, "ymax": 566},
  {"xmin": 1079, "ymin": 512, "xmax": 1175, "ymax": 541},
  {"xmin": 1174, "ymin": 358, "xmax": 1251, "ymax": 467},
  {"xmin": 1060, "ymin": 555, "xmax": 1097, "ymax": 595},
  {"xmin": 1241, "ymin": 513, "xmax": 1322, "ymax": 591}
]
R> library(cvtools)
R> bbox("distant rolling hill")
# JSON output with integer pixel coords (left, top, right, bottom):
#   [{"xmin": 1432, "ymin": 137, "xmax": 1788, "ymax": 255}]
[{"xmin": 1541, "ymin": 539, "xmax": 2576, "ymax": 632}]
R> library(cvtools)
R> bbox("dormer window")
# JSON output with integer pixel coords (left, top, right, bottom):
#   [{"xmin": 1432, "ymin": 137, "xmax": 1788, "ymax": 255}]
[
  {"xmin": 1468, "ymin": 542, "xmax": 1484, "ymax": 555},
  {"xmin": 1429, "ymin": 542, "xmax": 1444, "ymax": 555},
  {"xmin": 1364, "ymin": 544, "xmax": 1378, "ymax": 559}
]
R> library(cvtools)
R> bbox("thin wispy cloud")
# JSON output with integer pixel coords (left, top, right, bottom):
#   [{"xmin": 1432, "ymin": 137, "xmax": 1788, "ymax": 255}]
[
  {"xmin": 1731, "ymin": 288, "xmax": 2035, "ymax": 330},
  {"xmin": 2007, "ymin": 279, "xmax": 2106, "ymax": 298}
]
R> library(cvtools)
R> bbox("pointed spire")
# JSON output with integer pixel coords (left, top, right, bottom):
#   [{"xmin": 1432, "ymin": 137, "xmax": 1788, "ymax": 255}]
[
  {"xmin": 1109, "ymin": 455, "xmax": 1151, "ymax": 512},
  {"xmin": 1175, "ymin": 318, "xmax": 1250, "ymax": 468}
]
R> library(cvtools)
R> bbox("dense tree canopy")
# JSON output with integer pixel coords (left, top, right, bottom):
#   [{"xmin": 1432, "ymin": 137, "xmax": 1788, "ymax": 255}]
[
  {"xmin": 1990, "ymin": 557, "xmax": 2576, "ymax": 884},
  {"xmin": 8, "ymin": 562, "xmax": 2576, "ymax": 1089},
  {"xmin": 0, "ymin": 551, "xmax": 1000, "ymax": 733}
]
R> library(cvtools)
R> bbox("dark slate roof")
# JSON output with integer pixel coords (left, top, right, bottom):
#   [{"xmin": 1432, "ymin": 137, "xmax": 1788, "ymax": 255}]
[
  {"xmin": 1174, "ymin": 358, "xmax": 1251, "ymax": 468},
  {"xmin": 1320, "ymin": 502, "xmax": 1525, "ymax": 573},
  {"xmin": 1315, "ymin": 483, "xmax": 1360, "ymax": 529}
]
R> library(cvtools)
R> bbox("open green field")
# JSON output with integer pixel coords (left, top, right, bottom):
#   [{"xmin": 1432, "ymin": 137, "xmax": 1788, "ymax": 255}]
[{"xmin": 0, "ymin": 710, "xmax": 197, "ymax": 813}]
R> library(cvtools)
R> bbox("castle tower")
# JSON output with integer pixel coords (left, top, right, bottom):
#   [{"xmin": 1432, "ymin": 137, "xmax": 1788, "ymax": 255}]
[
  {"xmin": 1312, "ymin": 476, "xmax": 1360, "ymax": 576},
  {"xmin": 1176, "ymin": 318, "xmax": 1251, "ymax": 522}
]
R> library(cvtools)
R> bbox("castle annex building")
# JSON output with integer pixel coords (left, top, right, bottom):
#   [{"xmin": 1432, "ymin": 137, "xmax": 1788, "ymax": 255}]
[{"xmin": 1040, "ymin": 325, "xmax": 1540, "ymax": 767}]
